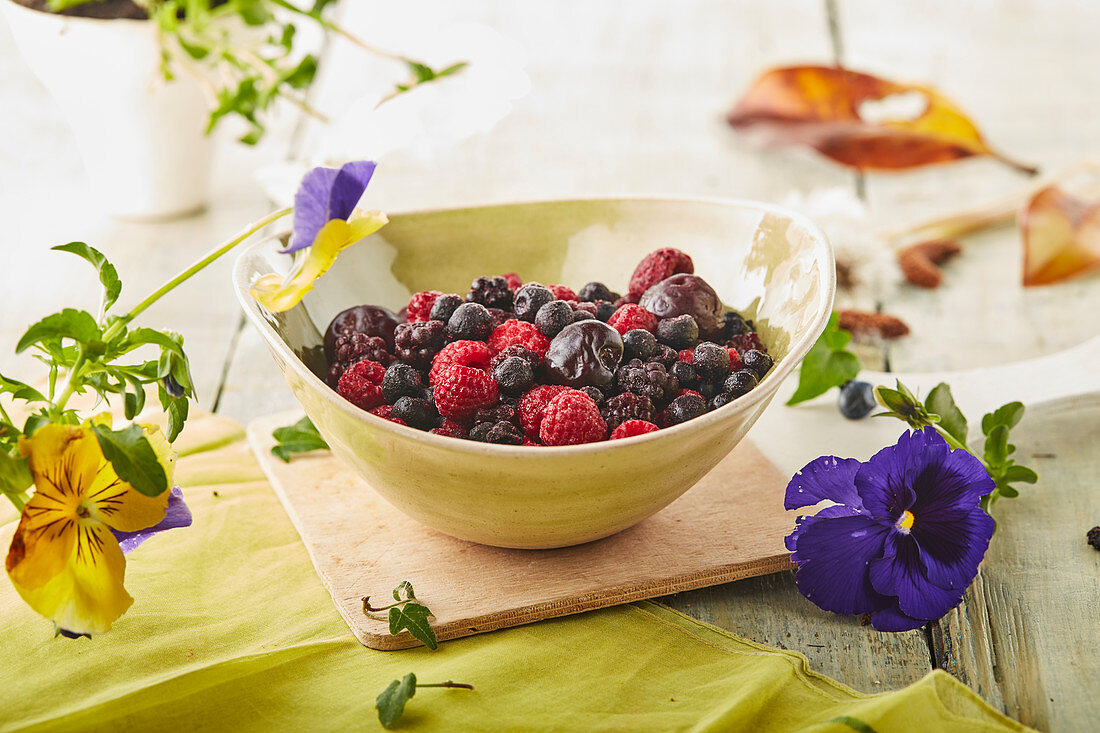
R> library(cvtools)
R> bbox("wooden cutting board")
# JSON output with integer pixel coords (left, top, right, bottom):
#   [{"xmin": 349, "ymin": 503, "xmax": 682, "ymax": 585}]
[{"xmin": 247, "ymin": 411, "xmax": 796, "ymax": 650}]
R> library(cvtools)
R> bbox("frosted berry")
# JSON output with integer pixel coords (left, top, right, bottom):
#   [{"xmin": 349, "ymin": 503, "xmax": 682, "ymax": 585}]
[
  {"xmin": 337, "ymin": 359, "xmax": 387, "ymax": 410},
  {"xmin": 518, "ymin": 384, "xmax": 572, "ymax": 438},
  {"xmin": 493, "ymin": 355, "xmax": 535, "ymax": 396},
  {"xmin": 601, "ymin": 392, "xmax": 655, "ymax": 430},
  {"xmin": 723, "ymin": 369, "xmax": 759, "ymax": 397},
  {"xmin": 430, "ymin": 419, "xmax": 467, "ymax": 438},
  {"xmin": 609, "ymin": 419, "xmax": 659, "ymax": 440},
  {"xmin": 500, "ymin": 272, "xmax": 523, "ymax": 290},
  {"xmin": 406, "ymin": 291, "xmax": 443, "ymax": 323},
  {"xmin": 578, "ymin": 282, "xmax": 617, "ymax": 303},
  {"xmin": 429, "ymin": 294, "xmax": 463, "ymax": 323},
  {"xmin": 433, "ymin": 364, "xmax": 499, "ymax": 420},
  {"xmin": 491, "ymin": 344, "xmax": 540, "ymax": 371},
  {"xmin": 640, "ymin": 273, "xmax": 723, "ymax": 336},
  {"xmin": 391, "ymin": 396, "xmax": 439, "ymax": 431},
  {"xmin": 469, "ymin": 420, "xmax": 524, "ymax": 445},
  {"xmin": 616, "ymin": 360, "xmax": 678, "ymax": 405},
  {"xmin": 721, "ymin": 311, "xmax": 750, "ymax": 339},
  {"xmin": 580, "ymin": 385, "xmax": 606, "ymax": 405},
  {"xmin": 327, "ymin": 332, "xmax": 392, "ymax": 386},
  {"xmin": 656, "ymin": 314, "xmax": 699, "ymax": 350},
  {"xmin": 382, "ymin": 362, "xmax": 423, "ymax": 403},
  {"xmin": 728, "ymin": 332, "xmax": 765, "ymax": 354},
  {"xmin": 324, "ymin": 304, "xmax": 399, "ymax": 359},
  {"xmin": 548, "ymin": 284, "xmax": 578, "ymax": 301},
  {"xmin": 693, "ymin": 342, "xmax": 731, "ymax": 381},
  {"xmin": 446, "ymin": 302, "xmax": 493, "ymax": 341},
  {"xmin": 741, "ymin": 349, "xmax": 774, "ymax": 379},
  {"xmin": 622, "ymin": 329, "xmax": 658, "ymax": 361},
  {"xmin": 710, "ymin": 392, "xmax": 734, "ymax": 410},
  {"xmin": 514, "ymin": 284, "xmax": 555, "ymax": 322},
  {"xmin": 667, "ymin": 393, "xmax": 706, "ymax": 425},
  {"xmin": 669, "ymin": 360, "xmax": 697, "ymax": 389},
  {"xmin": 429, "ymin": 340, "xmax": 493, "ymax": 386},
  {"xmin": 394, "ymin": 321, "xmax": 445, "ymax": 369},
  {"xmin": 488, "ymin": 319, "xmax": 552, "ymax": 358},
  {"xmin": 535, "ymin": 300, "xmax": 573, "ymax": 337},
  {"xmin": 628, "ymin": 248, "xmax": 694, "ymax": 298},
  {"xmin": 539, "ymin": 391, "xmax": 607, "ymax": 446},
  {"xmin": 607, "ymin": 304, "xmax": 658, "ymax": 335},
  {"xmin": 466, "ymin": 276, "xmax": 514, "ymax": 310}
]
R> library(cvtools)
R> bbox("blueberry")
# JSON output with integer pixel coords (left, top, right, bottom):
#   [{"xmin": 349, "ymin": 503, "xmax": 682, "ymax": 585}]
[
  {"xmin": 692, "ymin": 342, "xmax": 731, "ymax": 381},
  {"xmin": 594, "ymin": 301, "xmax": 617, "ymax": 322},
  {"xmin": 667, "ymin": 394, "xmax": 706, "ymax": 425},
  {"xmin": 382, "ymin": 362, "xmax": 423, "ymax": 403},
  {"xmin": 578, "ymin": 282, "xmax": 617, "ymax": 303},
  {"xmin": 652, "ymin": 344, "xmax": 678, "ymax": 368},
  {"xmin": 493, "ymin": 355, "xmax": 535, "ymax": 396},
  {"xmin": 723, "ymin": 369, "xmax": 759, "ymax": 397},
  {"xmin": 513, "ymin": 284, "xmax": 554, "ymax": 322},
  {"xmin": 429, "ymin": 294, "xmax": 463, "ymax": 322},
  {"xmin": 742, "ymin": 349, "xmax": 774, "ymax": 379},
  {"xmin": 391, "ymin": 396, "xmax": 439, "ymax": 431},
  {"xmin": 669, "ymin": 360, "xmax": 697, "ymax": 388},
  {"xmin": 838, "ymin": 380, "xmax": 877, "ymax": 420},
  {"xmin": 721, "ymin": 311, "xmax": 750, "ymax": 338},
  {"xmin": 580, "ymin": 385, "xmax": 606, "ymax": 405},
  {"xmin": 656, "ymin": 314, "xmax": 699, "ymax": 350},
  {"xmin": 446, "ymin": 302, "xmax": 493, "ymax": 341},
  {"xmin": 709, "ymin": 392, "xmax": 734, "ymax": 410},
  {"xmin": 535, "ymin": 300, "xmax": 574, "ymax": 337},
  {"xmin": 572, "ymin": 310, "xmax": 596, "ymax": 322},
  {"xmin": 622, "ymin": 329, "xmax": 658, "ymax": 361}
]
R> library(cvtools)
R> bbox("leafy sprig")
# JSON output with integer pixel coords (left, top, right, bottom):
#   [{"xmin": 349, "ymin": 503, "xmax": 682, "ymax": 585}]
[
  {"xmin": 787, "ymin": 312, "xmax": 861, "ymax": 406},
  {"xmin": 271, "ymin": 415, "xmax": 328, "ymax": 461},
  {"xmin": 363, "ymin": 580, "xmax": 438, "ymax": 649},
  {"xmin": 874, "ymin": 380, "xmax": 1038, "ymax": 511},
  {"xmin": 376, "ymin": 673, "xmax": 473, "ymax": 729}
]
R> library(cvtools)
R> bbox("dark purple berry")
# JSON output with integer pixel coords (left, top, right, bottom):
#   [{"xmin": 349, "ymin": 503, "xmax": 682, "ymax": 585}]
[
  {"xmin": 324, "ymin": 304, "xmax": 399, "ymax": 360},
  {"xmin": 471, "ymin": 403, "xmax": 518, "ymax": 426},
  {"xmin": 721, "ymin": 311, "xmax": 750, "ymax": 339},
  {"xmin": 652, "ymin": 344, "xmax": 678, "ymax": 368},
  {"xmin": 710, "ymin": 392, "xmax": 734, "ymax": 410},
  {"xmin": 391, "ymin": 396, "xmax": 439, "ymax": 431},
  {"xmin": 594, "ymin": 301, "xmax": 617, "ymax": 322},
  {"xmin": 466, "ymin": 276, "xmax": 513, "ymax": 310},
  {"xmin": 572, "ymin": 310, "xmax": 596, "ymax": 322},
  {"xmin": 742, "ymin": 349, "xmax": 774, "ymax": 379},
  {"xmin": 327, "ymin": 333, "xmax": 393, "ymax": 386},
  {"xmin": 429, "ymin": 294, "xmax": 463, "ymax": 322},
  {"xmin": 656, "ymin": 314, "xmax": 699, "ymax": 350},
  {"xmin": 723, "ymin": 369, "xmax": 759, "ymax": 397},
  {"xmin": 838, "ymin": 380, "xmax": 877, "ymax": 420},
  {"xmin": 491, "ymin": 344, "xmax": 540, "ymax": 371},
  {"xmin": 513, "ymin": 284, "xmax": 554, "ymax": 322},
  {"xmin": 669, "ymin": 360, "xmax": 697, "ymax": 388},
  {"xmin": 446, "ymin": 302, "xmax": 493, "ymax": 341},
  {"xmin": 545, "ymin": 321, "xmax": 624, "ymax": 388},
  {"xmin": 381, "ymin": 362, "xmax": 423, "ymax": 403},
  {"xmin": 535, "ymin": 300, "xmax": 574, "ymax": 337},
  {"xmin": 616, "ymin": 361, "xmax": 678, "ymax": 405},
  {"xmin": 493, "ymin": 356, "xmax": 535, "ymax": 396},
  {"xmin": 578, "ymin": 282, "xmax": 617, "ymax": 303},
  {"xmin": 580, "ymin": 386, "xmax": 606, "ymax": 405},
  {"xmin": 622, "ymin": 329, "xmax": 658, "ymax": 361},
  {"xmin": 1088, "ymin": 526, "xmax": 1100, "ymax": 551},
  {"xmin": 667, "ymin": 393, "xmax": 706, "ymax": 425},
  {"xmin": 693, "ymin": 342, "xmax": 731, "ymax": 381},
  {"xmin": 638, "ymin": 274, "xmax": 723, "ymax": 337},
  {"xmin": 468, "ymin": 420, "xmax": 523, "ymax": 445},
  {"xmin": 394, "ymin": 321, "xmax": 445, "ymax": 369},
  {"xmin": 601, "ymin": 392, "xmax": 655, "ymax": 430}
]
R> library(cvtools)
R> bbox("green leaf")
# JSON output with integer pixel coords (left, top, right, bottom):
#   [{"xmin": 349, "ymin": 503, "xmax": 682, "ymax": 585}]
[
  {"xmin": 393, "ymin": 580, "xmax": 416, "ymax": 602},
  {"xmin": 983, "ymin": 425, "xmax": 1010, "ymax": 467},
  {"xmin": 17, "ymin": 309, "xmax": 102, "ymax": 353},
  {"xmin": 234, "ymin": 0, "xmax": 275, "ymax": 25},
  {"xmin": 981, "ymin": 402, "xmax": 1025, "ymax": 436},
  {"xmin": 51, "ymin": 242, "xmax": 122, "ymax": 313},
  {"xmin": 91, "ymin": 424, "xmax": 169, "ymax": 497},
  {"xmin": 1003, "ymin": 464, "xmax": 1038, "ymax": 484},
  {"xmin": 389, "ymin": 602, "xmax": 438, "ymax": 650},
  {"xmin": 166, "ymin": 396, "xmax": 189, "ymax": 443},
  {"xmin": 281, "ymin": 55, "xmax": 317, "ymax": 90},
  {"xmin": 0, "ymin": 374, "xmax": 46, "ymax": 403},
  {"xmin": 996, "ymin": 484, "xmax": 1020, "ymax": 498},
  {"xmin": 123, "ymin": 376, "xmax": 147, "ymax": 421},
  {"xmin": 786, "ymin": 313, "xmax": 861, "ymax": 405},
  {"xmin": 0, "ymin": 451, "xmax": 33, "ymax": 497},
  {"xmin": 924, "ymin": 383, "xmax": 967, "ymax": 444},
  {"xmin": 376, "ymin": 673, "xmax": 417, "ymax": 729},
  {"xmin": 23, "ymin": 413, "xmax": 49, "ymax": 438},
  {"xmin": 271, "ymin": 417, "xmax": 328, "ymax": 462}
]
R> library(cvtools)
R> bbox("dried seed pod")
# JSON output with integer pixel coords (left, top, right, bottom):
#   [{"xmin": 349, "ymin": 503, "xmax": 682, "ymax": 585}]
[
  {"xmin": 838, "ymin": 310, "xmax": 910, "ymax": 340},
  {"xmin": 897, "ymin": 239, "xmax": 961, "ymax": 289}
]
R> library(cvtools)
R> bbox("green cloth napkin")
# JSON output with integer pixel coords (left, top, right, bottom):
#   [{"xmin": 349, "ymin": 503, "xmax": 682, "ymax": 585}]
[{"xmin": 0, "ymin": 413, "xmax": 1029, "ymax": 733}]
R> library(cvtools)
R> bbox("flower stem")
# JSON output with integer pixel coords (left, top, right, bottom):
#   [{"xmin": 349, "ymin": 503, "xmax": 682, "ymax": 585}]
[
  {"xmin": 50, "ymin": 346, "xmax": 86, "ymax": 418},
  {"xmin": 932, "ymin": 425, "xmax": 970, "ymax": 454},
  {"xmin": 104, "ymin": 207, "xmax": 292, "ymax": 341},
  {"xmin": 416, "ymin": 681, "xmax": 474, "ymax": 690},
  {"xmin": 6, "ymin": 491, "xmax": 26, "ymax": 512}
]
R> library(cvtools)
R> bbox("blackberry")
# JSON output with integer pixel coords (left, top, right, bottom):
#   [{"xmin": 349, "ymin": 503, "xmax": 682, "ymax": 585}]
[
  {"xmin": 669, "ymin": 360, "xmax": 697, "ymax": 389},
  {"xmin": 446, "ymin": 302, "xmax": 493, "ymax": 341},
  {"xmin": 327, "ymin": 333, "xmax": 392, "ymax": 387},
  {"xmin": 594, "ymin": 301, "xmax": 617, "ymax": 322},
  {"xmin": 535, "ymin": 300, "xmax": 574, "ymax": 337},
  {"xmin": 693, "ymin": 342, "xmax": 731, "ymax": 381},
  {"xmin": 491, "ymin": 345, "xmax": 540, "ymax": 371},
  {"xmin": 493, "ymin": 356, "xmax": 535, "ymax": 396},
  {"xmin": 513, "ymin": 284, "xmax": 555, "ymax": 322},
  {"xmin": 580, "ymin": 386, "xmax": 606, "ymax": 405},
  {"xmin": 394, "ymin": 321, "xmax": 445, "ymax": 369},
  {"xmin": 653, "ymin": 344, "xmax": 679, "ymax": 368},
  {"xmin": 710, "ymin": 392, "xmax": 734, "ymax": 410},
  {"xmin": 391, "ymin": 396, "xmax": 439, "ymax": 431},
  {"xmin": 723, "ymin": 369, "xmax": 759, "ymax": 397},
  {"xmin": 468, "ymin": 420, "xmax": 523, "ymax": 445},
  {"xmin": 656, "ymin": 315, "xmax": 699, "ymax": 350},
  {"xmin": 742, "ymin": 349, "xmax": 774, "ymax": 379},
  {"xmin": 382, "ymin": 362, "xmax": 423, "ymax": 403},
  {"xmin": 578, "ymin": 282, "xmax": 618, "ymax": 303},
  {"xmin": 622, "ymin": 329, "xmax": 658, "ymax": 361},
  {"xmin": 667, "ymin": 393, "xmax": 706, "ymax": 425},
  {"xmin": 472, "ymin": 402, "xmax": 518, "ymax": 426},
  {"xmin": 838, "ymin": 380, "xmax": 877, "ymax": 420},
  {"xmin": 616, "ymin": 361, "xmax": 679, "ymax": 405},
  {"xmin": 429, "ymin": 294, "xmax": 463, "ymax": 322},
  {"xmin": 721, "ymin": 311, "xmax": 750, "ymax": 339},
  {"xmin": 601, "ymin": 392, "xmax": 655, "ymax": 430},
  {"xmin": 323, "ymin": 304, "xmax": 399, "ymax": 360},
  {"xmin": 487, "ymin": 307, "xmax": 511, "ymax": 329},
  {"xmin": 466, "ymin": 276, "xmax": 514, "ymax": 310}
]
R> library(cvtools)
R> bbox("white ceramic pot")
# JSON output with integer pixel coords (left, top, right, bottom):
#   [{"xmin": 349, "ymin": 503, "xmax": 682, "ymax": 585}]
[{"xmin": 0, "ymin": 0, "xmax": 214, "ymax": 219}]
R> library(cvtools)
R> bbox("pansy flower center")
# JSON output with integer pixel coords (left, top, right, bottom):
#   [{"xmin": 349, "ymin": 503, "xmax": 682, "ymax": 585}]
[{"xmin": 895, "ymin": 509, "xmax": 915, "ymax": 534}]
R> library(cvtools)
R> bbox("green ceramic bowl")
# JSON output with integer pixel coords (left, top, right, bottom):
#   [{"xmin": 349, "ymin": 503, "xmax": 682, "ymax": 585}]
[{"xmin": 234, "ymin": 198, "xmax": 834, "ymax": 549}]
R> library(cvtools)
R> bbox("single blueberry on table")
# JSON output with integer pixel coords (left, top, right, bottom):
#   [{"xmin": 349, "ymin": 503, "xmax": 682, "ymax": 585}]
[{"xmin": 838, "ymin": 380, "xmax": 877, "ymax": 420}]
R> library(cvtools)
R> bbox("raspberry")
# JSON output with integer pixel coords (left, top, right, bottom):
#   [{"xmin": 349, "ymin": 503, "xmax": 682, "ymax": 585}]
[
  {"xmin": 726, "ymin": 347, "xmax": 743, "ymax": 372},
  {"xmin": 406, "ymin": 291, "xmax": 444, "ymax": 323},
  {"xmin": 609, "ymin": 419, "xmax": 659, "ymax": 440},
  {"xmin": 500, "ymin": 272, "xmax": 523, "ymax": 290},
  {"xmin": 368, "ymin": 404, "xmax": 408, "ymax": 426},
  {"xmin": 466, "ymin": 276, "xmax": 514, "ymax": 310},
  {"xmin": 522, "ymin": 436, "xmax": 541, "ymax": 446},
  {"xmin": 539, "ymin": 391, "xmax": 607, "ymax": 446},
  {"xmin": 601, "ymin": 392, "xmax": 655, "ymax": 430},
  {"xmin": 429, "ymin": 419, "xmax": 467, "ymax": 438},
  {"xmin": 327, "ymin": 332, "xmax": 393, "ymax": 386},
  {"xmin": 469, "ymin": 420, "xmax": 523, "ymax": 445},
  {"xmin": 394, "ymin": 321, "xmax": 445, "ymax": 369},
  {"xmin": 628, "ymin": 248, "xmax": 694, "ymax": 297},
  {"xmin": 488, "ymin": 319, "xmax": 552, "ymax": 358},
  {"xmin": 518, "ymin": 384, "xmax": 572, "ymax": 438},
  {"xmin": 677, "ymin": 349, "xmax": 694, "ymax": 363},
  {"xmin": 433, "ymin": 364, "xmax": 499, "ymax": 420},
  {"xmin": 429, "ymin": 340, "xmax": 493, "ymax": 386},
  {"xmin": 337, "ymin": 360, "xmax": 387, "ymax": 410},
  {"xmin": 607, "ymin": 304, "xmax": 657, "ymax": 335},
  {"xmin": 548, "ymin": 284, "xmax": 578, "ymax": 301},
  {"xmin": 728, "ymin": 332, "xmax": 766, "ymax": 354}
]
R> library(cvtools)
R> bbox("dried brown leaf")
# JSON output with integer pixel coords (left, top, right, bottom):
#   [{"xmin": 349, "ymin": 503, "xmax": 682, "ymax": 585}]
[{"xmin": 1020, "ymin": 186, "xmax": 1100, "ymax": 286}]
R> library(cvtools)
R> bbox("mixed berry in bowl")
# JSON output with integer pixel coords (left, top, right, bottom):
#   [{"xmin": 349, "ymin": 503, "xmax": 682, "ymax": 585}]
[{"xmin": 322, "ymin": 248, "xmax": 773, "ymax": 446}]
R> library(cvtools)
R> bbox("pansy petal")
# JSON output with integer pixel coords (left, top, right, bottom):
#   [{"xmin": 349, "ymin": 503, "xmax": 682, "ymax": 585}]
[
  {"xmin": 912, "ymin": 505, "xmax": 994, "ymax": 591},
  {"xmin": 112, "ymin": 487, "xmax": 193, "ymax": 554},
  {"xmin": 328, "ymin": 161, "xmax": 377, "ymax": 222},
  {"xmin": 784, "ymin": 504, "xmax": 860, "ymax": 551},
  {"xmin": 284, "ymin": 166, "xmax": 339, "ymax": 253},
  {"xmin": 5, "ymin": 492, "xmax": 78, "ymax": 591},
  {"xmin": 790, "ymin": 514, "xmax": 892, "ymax": 615},
  {"xmin": 854, "ymin": 429, "xmax": 938, "ymax": 520},
  {"xmin": 784, "ymin": 455, "xmax": 864, "ymax": 511},
  {"xmin": 871, "ymin": 605, "xmax": 926, "ymax": 632},
  {"xmin": 869, "ymin": 531, "xmax": 966, "ymax": 621},
  {"xmin": 909, "ymin": 442, "xmax": 996, "ymax": 517},
  {"xmin": 10, "ymin": 521, "xmax": 132, "ymax": 636}
]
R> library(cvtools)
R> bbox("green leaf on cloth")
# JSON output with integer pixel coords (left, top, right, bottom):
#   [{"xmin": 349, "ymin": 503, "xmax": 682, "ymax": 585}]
[{"xmin": 787, "ymin": 312, "xmax": 861, "ymax": 405}]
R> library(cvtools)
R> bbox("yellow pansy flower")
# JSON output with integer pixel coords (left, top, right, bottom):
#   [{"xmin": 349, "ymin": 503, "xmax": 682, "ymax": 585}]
[{"xmin": 5, "ymin": 423, "xmax": 178, "ymax": 636}]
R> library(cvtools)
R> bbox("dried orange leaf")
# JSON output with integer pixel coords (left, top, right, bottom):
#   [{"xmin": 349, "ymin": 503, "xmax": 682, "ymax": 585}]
[
  {"xmin": 1020, "ymin": 186, "xmax": 1100, "ymax": 286},
  {"xmin": 727, "ymin": 65, "xmax": 1036, "ymax": 175}
]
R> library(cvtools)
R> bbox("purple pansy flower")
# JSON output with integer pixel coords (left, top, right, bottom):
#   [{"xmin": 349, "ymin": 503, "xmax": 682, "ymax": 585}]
[
  {"xmin": 785, "ymin": 427, "xmax": 995, "ymax": 632},
  {"xmin": 282, "ymin": 160, "xmax": 378, "ymax": 254},
  {"xmin": 111, "ymin": 487, "xmax": 193, "ymax": 554}
]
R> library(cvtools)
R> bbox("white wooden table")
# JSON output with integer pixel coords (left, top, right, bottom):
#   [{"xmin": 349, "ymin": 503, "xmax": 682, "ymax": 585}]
[{"xmin": 2, "ymin": 2, "xmax": 1097, "ymax": 730}]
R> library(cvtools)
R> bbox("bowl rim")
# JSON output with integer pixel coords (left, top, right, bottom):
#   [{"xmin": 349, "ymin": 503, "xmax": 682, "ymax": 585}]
[{"xmin": 233, "ymin": 194, "xmax": 835, "ymax": 456}]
